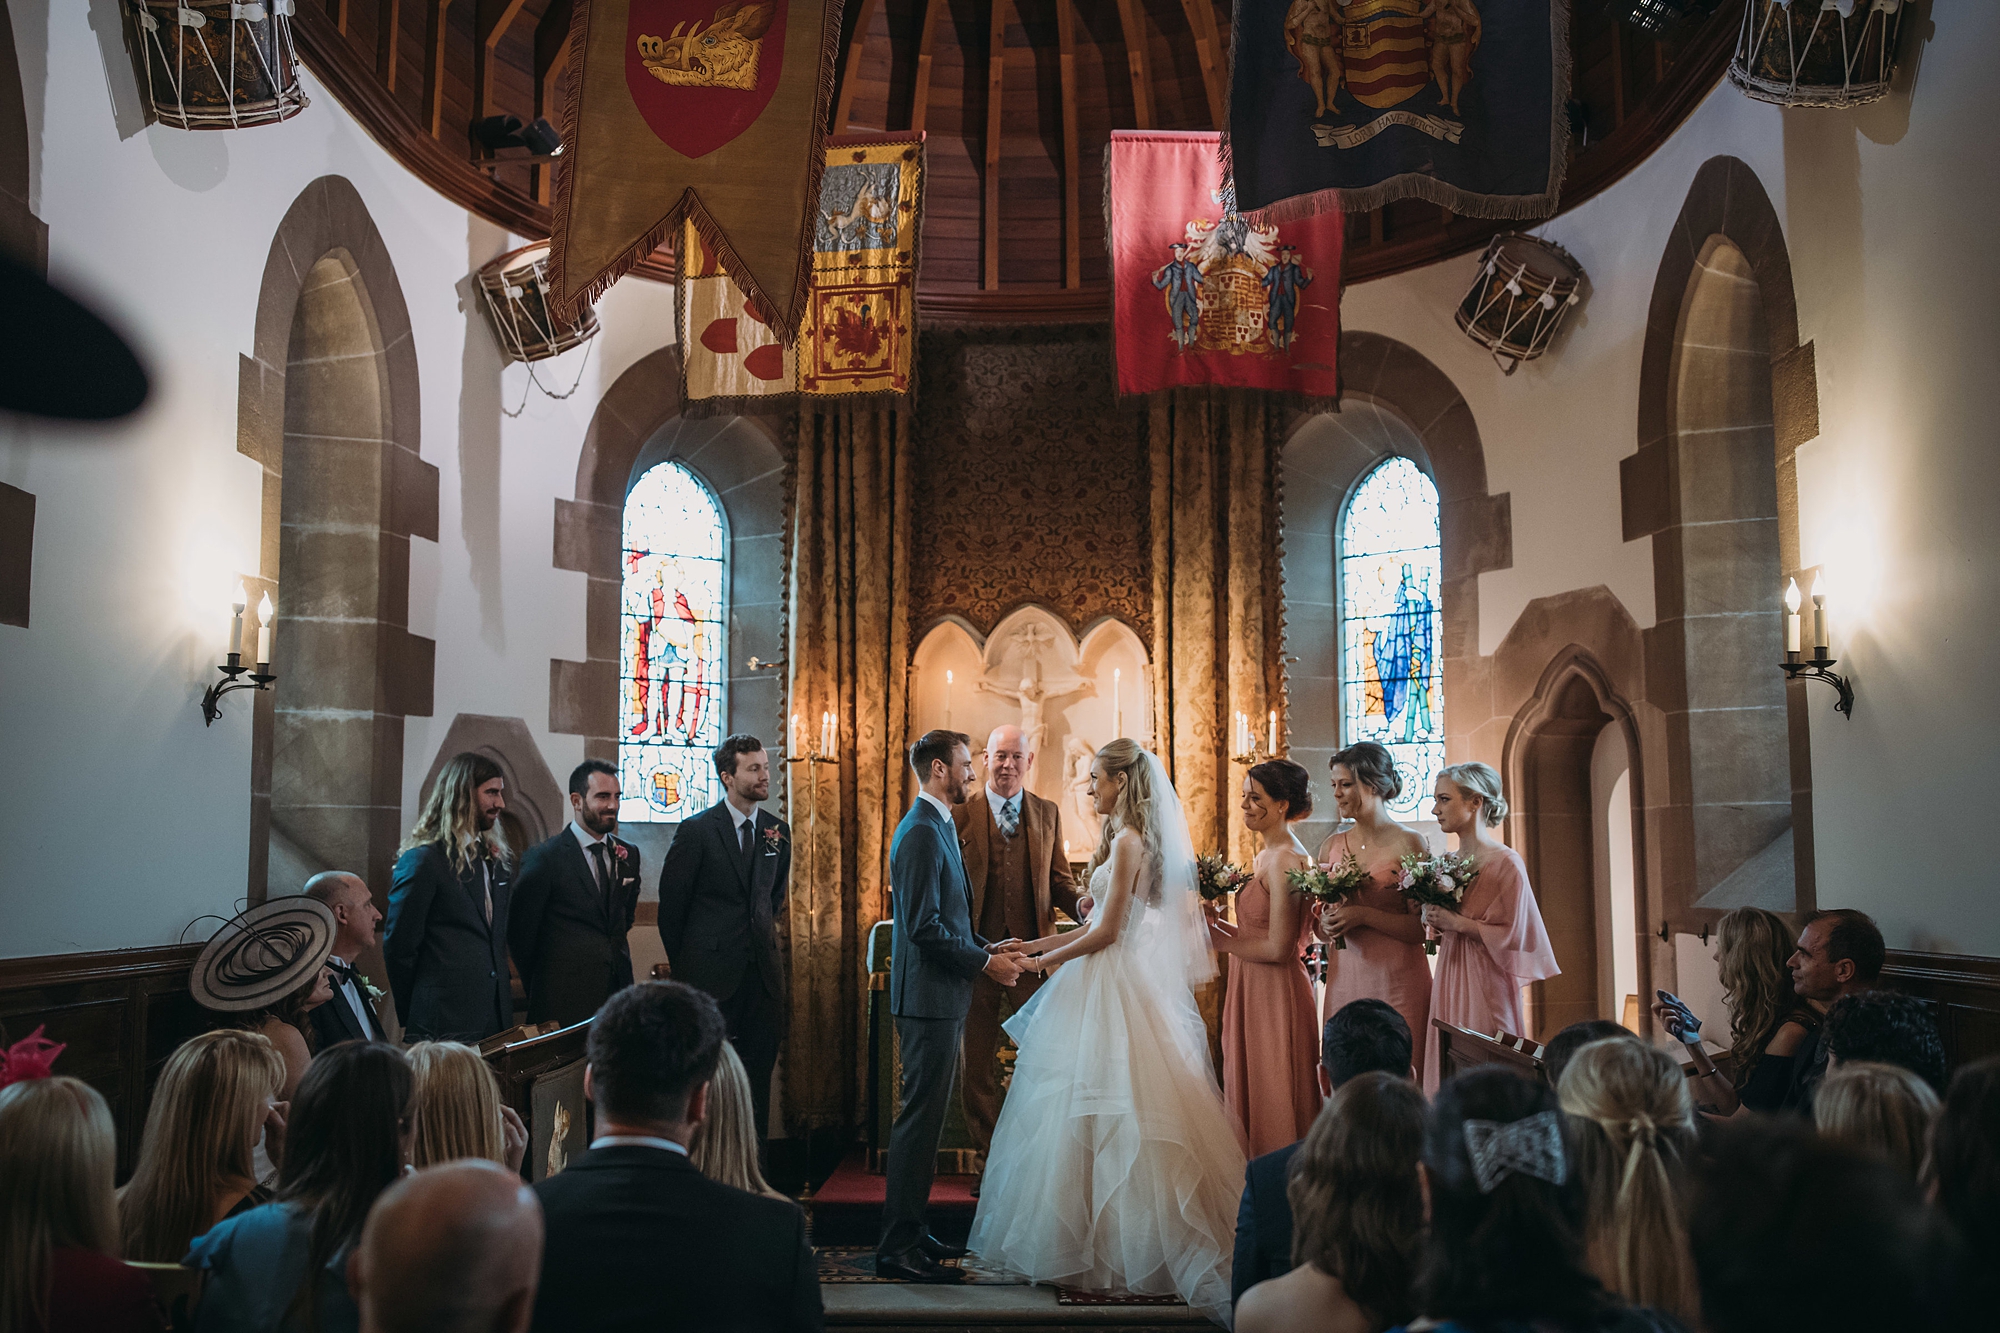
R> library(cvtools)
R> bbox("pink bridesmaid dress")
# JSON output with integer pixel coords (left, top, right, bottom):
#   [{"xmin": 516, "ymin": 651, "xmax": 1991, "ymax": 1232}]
[
  {"xmin": 1317, "ymin": 833, "xmax": 1433, "ymax": 1084},
  {"xmin": 1423, "ymin": 844, "xmax": 1560, "ymax": 1092},
  {"xmin": 1220, "ymin": 864, "xmax": 1323, "ymax": 1156}
]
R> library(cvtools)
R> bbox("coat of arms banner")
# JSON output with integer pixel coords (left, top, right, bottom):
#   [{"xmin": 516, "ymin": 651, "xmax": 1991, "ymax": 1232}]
[
  {"xmin": 548, "ymin": 0, "xmax": 846, "ymax": 331},
  {"xmin": 679, "ymin": 134, "xmax": 924, "ymax": 412},
  {"xmin": 1108, "ymin": 131, "xmax": 1341, "ymax": 401},
  {"xmin": 1226, "ymin": 0, "xmax": 1570, "ymax": 221}
]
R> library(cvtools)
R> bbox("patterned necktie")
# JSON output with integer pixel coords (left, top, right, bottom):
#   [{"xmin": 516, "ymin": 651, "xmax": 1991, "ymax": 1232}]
[{"xmin": 997, "ymin": 796, "xmax": 1019, "ymax": 839}]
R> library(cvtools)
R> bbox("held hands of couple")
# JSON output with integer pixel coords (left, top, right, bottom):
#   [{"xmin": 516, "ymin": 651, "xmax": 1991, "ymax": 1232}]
[{"xmin": 983, "ymin": 939, "xmax": 1034, "ymax": 985}]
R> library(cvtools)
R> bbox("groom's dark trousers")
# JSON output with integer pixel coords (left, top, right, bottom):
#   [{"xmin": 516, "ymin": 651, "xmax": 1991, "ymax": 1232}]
[{"xmin": 878, "ymin": 797, "xmax": 993, "ymax": 1266}]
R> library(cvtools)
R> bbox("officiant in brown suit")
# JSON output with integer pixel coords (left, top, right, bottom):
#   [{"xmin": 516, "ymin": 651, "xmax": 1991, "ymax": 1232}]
[{"xmin": 953, "ymin": 724, "xmax": 1083, "ymax": 1187}]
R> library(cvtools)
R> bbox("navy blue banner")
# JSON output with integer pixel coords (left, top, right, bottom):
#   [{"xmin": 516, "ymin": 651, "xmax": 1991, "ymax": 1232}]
[{"xmin": 1227, "ymin": 0, "xmax": 1568, "ymax": 221}]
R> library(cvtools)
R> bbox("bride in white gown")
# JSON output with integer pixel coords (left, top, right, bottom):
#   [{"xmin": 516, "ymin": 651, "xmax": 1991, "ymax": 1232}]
[{"xmin": 967, "ymin": 739, "xmax": 1248, "ymax": 1327}]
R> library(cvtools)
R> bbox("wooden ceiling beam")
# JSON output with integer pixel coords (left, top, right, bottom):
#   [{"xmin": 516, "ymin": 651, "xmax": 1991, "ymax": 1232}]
[
  {"xmin": 984, "ymin": 0, "xmax": 1010, "ymax": 291},
  {"xmin": 1057, "ymin": 0, "xmax": 1080, "ymax": 288},
  {"xmin": 1178, "ymin": 0, "xmax": 1226, "ymax": 130},
  {"xmin": 476, "ymin": 0, "xmax": 534, "ymax": 119},
  {"xmin": 831, "ymin": 0, "xmax": 879, "ymax": 134},
  {"xmin": 423, "ymin": 0, "xmax": 452, "ymax": 138},
  {"xmin": 909, "ymin": 0, "xmax": 944, "ymax": 133},
  {"xmin": 377, "ymin": 0, "xmax": 401, "ymax": 89},
  {"xmin": 1114, "ymin": 0, "xmax": 1154, "ymax": 130}
]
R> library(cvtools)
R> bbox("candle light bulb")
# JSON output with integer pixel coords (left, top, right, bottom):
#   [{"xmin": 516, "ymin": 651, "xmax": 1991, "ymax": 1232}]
[
  {"xmin": 1785, "ymin": 579, "xmax": 1801, "ymax": 614},
  {"xmin": 255, "ymin": 592, "xmax": 275, "ymax": 667},
  {"xmin": 256, "ymin": 591, "xmax": 273, "ymax": 620},
  {"xmin": 233, "ymin": 581, "xmax": 248, "ymax": 612},
  {"xmin": 1810, "ymin": 573, "xmax": 1824, "ymax": 602}
]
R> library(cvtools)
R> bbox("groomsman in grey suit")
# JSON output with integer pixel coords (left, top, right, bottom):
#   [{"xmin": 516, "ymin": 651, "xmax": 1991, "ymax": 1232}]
[{"xmin": 876, "ymin": 730, "xmax": 1026, "ymax": 1284}]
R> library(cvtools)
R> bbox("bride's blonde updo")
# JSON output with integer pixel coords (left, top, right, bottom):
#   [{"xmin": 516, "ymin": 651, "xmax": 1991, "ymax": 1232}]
[{"xmin": 1086, "ymin": 738, "xmax": 1164, "ymax": 901}]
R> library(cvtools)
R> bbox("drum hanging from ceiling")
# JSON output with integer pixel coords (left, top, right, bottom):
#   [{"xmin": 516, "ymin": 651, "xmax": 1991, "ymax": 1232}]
[
  {"xmin": 1454, "ymin": 234, "xmax": 1586, "ymax": 375},
  {"xmin": 131, "ymin": 2, "xmax": 308, "ymax": 130},
  {"xmin": 476, "ymin": 243, "xmax": 601, "ymax": 364},
  {"xmin": 1728, "ymin": 0, "xmax": 1906, "ymax": 108}
]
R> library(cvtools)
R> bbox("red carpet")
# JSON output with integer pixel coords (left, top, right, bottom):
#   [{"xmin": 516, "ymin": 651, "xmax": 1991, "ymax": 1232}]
[{"xmin": 811, "ymin": 1153, "xmax": 978, "ymax": 1206}]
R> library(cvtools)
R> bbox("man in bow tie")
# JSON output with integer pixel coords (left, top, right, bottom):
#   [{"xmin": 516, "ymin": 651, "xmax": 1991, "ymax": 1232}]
[
  {"xmin": 304, "ymin": 870, "xmax": 391, "ymax": 1046},
  {"xmin": 952, "ymin": 724, "xmax": 1081, "ymax": 1191}
]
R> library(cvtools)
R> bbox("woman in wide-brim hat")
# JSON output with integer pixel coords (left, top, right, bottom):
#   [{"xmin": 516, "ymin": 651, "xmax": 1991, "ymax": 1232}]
[{"xmin": 191, "ymin": 897, "xmax": 338, "ymax": 1107}]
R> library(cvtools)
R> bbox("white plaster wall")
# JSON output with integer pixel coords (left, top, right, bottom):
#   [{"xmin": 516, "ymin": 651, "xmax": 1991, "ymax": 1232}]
[
  {"xmin": 0, "ymin": 4, "xmax": 675, "ymax": 957},
  {"xmin": 1340, "ymin": 6, "xmax": 2000, "ymax": 953}
]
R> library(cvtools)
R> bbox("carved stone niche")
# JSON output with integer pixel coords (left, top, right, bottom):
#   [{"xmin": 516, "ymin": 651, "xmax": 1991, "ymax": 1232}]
[{"xmin": 911, "ymin": 606, "xmax": 1153, "ymax": 857}]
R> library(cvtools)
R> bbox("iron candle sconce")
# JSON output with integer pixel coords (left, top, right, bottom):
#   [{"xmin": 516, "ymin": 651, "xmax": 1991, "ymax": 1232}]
[
  {"xmin": 1780, "ymin": 576, "xmax": 1853, "ymax": 718},
  {"xmin": 202, "ymin": 586, "xmax": 278, "ymax": 725}
]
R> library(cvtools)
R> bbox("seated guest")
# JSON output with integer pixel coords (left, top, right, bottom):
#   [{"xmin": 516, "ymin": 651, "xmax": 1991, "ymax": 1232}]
[
  {"xmin": 304, "ymin": 872, "xmax": 390, "ymax": 1046},
  {"xmin": 1822, "ymin": 989, "xmax": 1947, "ymax": 1091},
  {"xmin": 1779, "ymin": 908, "xmax": 1885, "ymax": 1111},
  {"xmin": 531, "ymin": 982, "xmax": 822, "ymax": 1332},
  {"xmin": 1926, "ymin": 1054, "xmax": 2000, "ymax": 1316},
  {"xmin": 1387, "ymin": 1068, "xmax": 1680, "ymax": 1333},
  {"xmin": 190, "ymin": 897, "xmax": 340, "ymax": 1103},
  {"xmin": 348, "ymin": 1160, "xmax": 542, "ymax": 1333},
  {"xmin": 1652, "ymin": 908, "xmax": 1819, "ymax": 1115},
  {"xmin": 1557, "ymin": 1039, "xmax": 1700, "ymax": 1325},
  {"xmin": 186, "ymin": 1042, "xmax": 414, "ymax": 1333},
  {"xmin": 1688, "ymin": 1117, "xmax": 1958, "ymax": 1333},
  {"xmin": 1542, "ymin": 1019, "xmax": 1635, "ymax": 1088},
  {"xmin": 0, "ymin": 1060, "xmax": 157, "ymax": 1333},
  {"xmin": 1236, "ymin": 1072, "xmax": 1425, "ymax": 1333},
  {"xmin": 690, "ymin": 1042, "xmax": 787, "ymax": 1201},
  {"xmin": 407, "ymin": 1042, "xmax": 528, "ymax": 1174},
  {"xmin": 119, "ymin": 1029, "xmax": 288, "ymax": 1262},
  {"xmin": 1813, "ymin": 1060, "xmax": 1939, "ymax": 1180},
  {"xmin": 1232, "ymin": 998, "xmax": 1413, "ymax": 1308}
]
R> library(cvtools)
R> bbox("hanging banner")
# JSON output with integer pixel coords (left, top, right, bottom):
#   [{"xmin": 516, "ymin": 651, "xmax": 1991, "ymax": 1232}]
[
  {"xmin": 548, "ymin": 0, "xmax": 846, "ymax": 333},
  {"xmin": 680, "ymin": 133, "xmax": 923, "ymax": 410},
  {"xmin": 1226, "ymin": 0, "xmax": 1569, "ymax": 221},
  {"xmin": 1108, "ymin": 131, "xmax": 1341, "ymax": 401}
]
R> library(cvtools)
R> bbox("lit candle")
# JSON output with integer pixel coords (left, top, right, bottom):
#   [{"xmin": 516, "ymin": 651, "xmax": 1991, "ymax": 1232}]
[
  {"xmin": 1113, "ymin": 667, "xmax": 1122, "ymax": 738},
  {"xmin": 1268, "ymin": 709, "xmax": 1278, "ymax": 756},
  {"xmin": 790, "ymin": 711, "xmax": 804, "ymax": 760},
  {"xmin": 821, "ymin": 710, "xmax": 836, "ymax": 758},
  {"xmin": 255, "ymin": 592, "xmax": 274, "ymax": 667},
  {"xmin": 1234, "ymin": 711, "xmax": 1248, "ymax": 755},
  {"xmin": 1811, "ymin": 573, "xmax": 1828, "ymax": 654},
  {"xmin": 945, "ymin": 669, "xmax": 953, "ymax": 727},
  {"xmin": 1063, "ymin": 838, "xmax": 1071, "ymax": 861},
  {"xmin": 1784, "ymin": 579, "xmax": 1801, "ymax": 656},
  {"xmin": 229, "ymin": 581, "xmax": 247, "ymax": 658}
]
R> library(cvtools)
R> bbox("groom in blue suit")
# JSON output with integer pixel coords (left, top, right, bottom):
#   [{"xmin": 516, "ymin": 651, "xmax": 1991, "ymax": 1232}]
[{"xmin": 877, "ymin": 729, "xmax": 1027, "ymax": 1283}]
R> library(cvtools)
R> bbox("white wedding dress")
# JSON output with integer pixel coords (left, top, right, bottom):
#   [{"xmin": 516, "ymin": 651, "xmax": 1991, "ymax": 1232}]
[{"xmin": 968, "ymin": 855, "xmax": 1248, "ymax": 1327}]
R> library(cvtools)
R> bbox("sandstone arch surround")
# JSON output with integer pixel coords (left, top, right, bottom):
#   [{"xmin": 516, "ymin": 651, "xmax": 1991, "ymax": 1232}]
[{"xmin": 237, "ymin": 176, "xmax": 437, "ymax": 904}]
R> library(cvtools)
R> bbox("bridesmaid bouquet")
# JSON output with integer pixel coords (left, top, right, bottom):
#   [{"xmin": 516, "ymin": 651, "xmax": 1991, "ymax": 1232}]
[
  {"xmin": 1287, "ymin": 850, "xmax": 1369, "ymax": 950},
  {"xmin": 1397, "ymin": 851, "xmax": 1479, "ymax": 954},
  {"xmin": 1195, "ymin": 853, "xmax": 1254, "ymax": 901}
]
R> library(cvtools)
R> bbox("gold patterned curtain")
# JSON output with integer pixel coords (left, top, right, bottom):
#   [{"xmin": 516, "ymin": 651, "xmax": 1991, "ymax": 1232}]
[
  {"xmin": 784, "ymin": 404, "xmax": 914, "ymax": 1132},
  {"xmin": 1148, "ymin": 389, "xmax": 1288, "ymax": 870}
]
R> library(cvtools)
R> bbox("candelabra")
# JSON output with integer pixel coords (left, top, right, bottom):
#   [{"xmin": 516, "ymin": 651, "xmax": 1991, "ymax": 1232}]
[
  {"xmin": 201, "ymin": 587, "xmax": 278, "ymax": 726},
  {"xmin": 1229, "ymin": 709, "xmax": 1283, "ymax": 764},
  {"xmin": 1779, "ymin": 576, "xmax": 1854, "ymax": 718}
]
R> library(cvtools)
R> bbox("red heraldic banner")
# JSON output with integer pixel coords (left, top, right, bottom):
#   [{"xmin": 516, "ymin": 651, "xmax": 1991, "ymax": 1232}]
[{"xmin": 1109, "ymin": 131, "xmax": 1341, "ymax": 399}]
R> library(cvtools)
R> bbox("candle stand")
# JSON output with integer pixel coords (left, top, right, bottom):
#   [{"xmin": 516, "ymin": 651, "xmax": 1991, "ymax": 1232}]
[
  {"xmin": 200, "ymin": 654, "xmax": 276, "ymax": 725},
  {"xmin": 1781, "ymin": 650, "xmax": 1854, "ymax": 718}
]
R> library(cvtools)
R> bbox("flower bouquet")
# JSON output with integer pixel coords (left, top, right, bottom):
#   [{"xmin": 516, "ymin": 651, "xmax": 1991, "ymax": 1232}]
[
  {"xmin": 1287, "ymin": 850, "xmax": 1370, "ymax": 949},
  {"xmin": 1398, "ymin": 851, "xmax": 1478, "ymax": 954},
  {"xmin": 1196, "ymin": 853, "xmax": 1254, "ymax": 902}
]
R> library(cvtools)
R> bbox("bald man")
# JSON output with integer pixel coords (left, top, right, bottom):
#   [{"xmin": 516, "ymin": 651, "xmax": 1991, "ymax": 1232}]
[
  {"xmin": 953, "ymin": 725, "xmax": 1082, "ymax": 1186},
  {"xmin": 305, "ymin": 870, "xmax": 390, "ymax": 1045},
  {"xmin": 349, "ymin": 1160, "xmax": 543, "ymax": 1333}
]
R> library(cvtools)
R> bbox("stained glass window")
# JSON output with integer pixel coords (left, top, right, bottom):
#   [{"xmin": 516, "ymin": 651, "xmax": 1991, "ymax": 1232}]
[
  {"xmin": 619, "ymin": 461, "xmax": 727, "ymax": 822},
  {"xmin": 1339, "ymin": 456, "xmax": 1444, "ymax": 820}
]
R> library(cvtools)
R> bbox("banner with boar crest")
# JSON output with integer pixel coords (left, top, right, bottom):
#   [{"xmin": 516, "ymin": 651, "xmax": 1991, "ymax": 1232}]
[{"xmin": 550, "ymin": 0, "xmax": 845, "ymax": 335}]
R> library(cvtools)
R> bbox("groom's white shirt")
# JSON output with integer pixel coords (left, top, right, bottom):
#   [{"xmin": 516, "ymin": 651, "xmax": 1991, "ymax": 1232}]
[{"xmin": 918, "ymin": 790, "xmax": 955, "ymax": 824}]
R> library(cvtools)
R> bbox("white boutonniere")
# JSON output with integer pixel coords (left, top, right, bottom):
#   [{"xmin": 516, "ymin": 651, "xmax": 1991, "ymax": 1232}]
[{"xmin": 357, "ymin": 975, "xmax": 387, "ymax": 1004}]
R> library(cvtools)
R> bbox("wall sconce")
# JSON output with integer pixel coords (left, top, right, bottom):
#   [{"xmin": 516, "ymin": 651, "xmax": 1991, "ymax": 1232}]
[
  {"xmin": 201, "ymin": 585, "xmax": 277, "ymax": 725},
  {"xmin": 1781, "ymin": 575, "xmax": 1854, "ymax": 717}
]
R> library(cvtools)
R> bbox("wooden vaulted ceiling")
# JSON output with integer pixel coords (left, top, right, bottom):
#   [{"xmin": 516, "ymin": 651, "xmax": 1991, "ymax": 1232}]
[{"xmin": 293, "ymin": 1, "xmax": 1737, "ymax": 318}]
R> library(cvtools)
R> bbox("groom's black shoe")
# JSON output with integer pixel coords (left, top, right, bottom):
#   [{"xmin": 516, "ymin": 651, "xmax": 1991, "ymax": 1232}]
[
  {"xmin": 919, "ymin": 1235, "xmax": 968, "ymax": 1261},
  {"xmin": 876, "ymin": 1254, "xmax": 966, "ymax": 1284}
]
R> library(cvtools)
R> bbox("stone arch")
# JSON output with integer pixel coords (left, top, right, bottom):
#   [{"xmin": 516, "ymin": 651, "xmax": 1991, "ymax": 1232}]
[
  {"xmin": 237, "ymin": 176, "xmax": 436, "ymax": 906},
  {"xmin": 1281, "ymin": 331, "xmax": 1512, "ymax": 845},
  {"xmin": 1621, "ymin": 156, "xmax": 1819, "ymax": 928}
]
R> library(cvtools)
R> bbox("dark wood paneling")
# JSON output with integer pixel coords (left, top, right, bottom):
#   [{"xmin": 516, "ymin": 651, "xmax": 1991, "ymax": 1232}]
[
  {"xmin": 1883, "ymin": 950, "xmax": 2000, "ymax": 1077},
  {"xmin": 0, "ymin": 945, "xmax": 206, "ymax": 1177}
]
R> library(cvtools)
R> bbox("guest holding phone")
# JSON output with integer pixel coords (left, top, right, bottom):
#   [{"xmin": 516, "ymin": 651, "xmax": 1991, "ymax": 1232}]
[
  {"xmin": 1652, "ymin": 907, "xmax": 1820, "ymax": 1115},
  {"xmin": 1421, "ymin": 764, "xmax": 1558, "ymax": 1093}
]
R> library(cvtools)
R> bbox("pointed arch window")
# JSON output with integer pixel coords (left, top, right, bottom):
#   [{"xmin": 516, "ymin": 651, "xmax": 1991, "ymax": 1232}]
[
  {"xmin": 1338, "ymin": 456, "xmax": 1444, "ymax": 819},
  {"xmin": 619, "ymin": 461, "xmax": 728, "ymax": 823}
]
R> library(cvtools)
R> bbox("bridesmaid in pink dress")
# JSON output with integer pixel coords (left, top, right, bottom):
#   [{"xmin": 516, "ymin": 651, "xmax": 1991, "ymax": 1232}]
[
  {"xmin": 1313, "ymin": 742, "xmax": 1433, "ymax": 1082},
  {"xmin": 1208, "ymin": 760, "xmax": 1322, "ymax": 1155},
  {"xmin": 1420, "ymin": 761, "xmax": 1560, "ymax": 1092}
]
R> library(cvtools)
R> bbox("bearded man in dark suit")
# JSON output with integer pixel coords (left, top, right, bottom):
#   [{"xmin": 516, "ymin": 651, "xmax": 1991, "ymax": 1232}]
[
  {"xmin": 658, "ymin": 734, "xmax": 790, "ymax": 1147},
  {"xmin": 509, "ymin": 759, "xmax": 644, "ymax": 1027}
]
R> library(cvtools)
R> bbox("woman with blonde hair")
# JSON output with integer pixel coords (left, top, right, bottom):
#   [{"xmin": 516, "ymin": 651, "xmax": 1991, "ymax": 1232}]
[
  {"xmin": 1421, "ymin": 762, "xmax": 1558, "ymax": 1092},
  {"xmin": 1653, "ymin": 906, "xmax": 1818, "ymax": 1114},
  {"xmin": 1814, "ymin": 1060, "xmax": 1940, "ymax": 1180},
  {"xmin": 119, "ymin": 1029, "xmax": 288, "ymax": 1263},
  {"xmin": 690, "ymin": 1042, "xmax": 785, "ymax": 1200},
  {"xmin": 0, "ymin": 1071, "xmax": 156, "ymax": 1333},
  {"xmin": 406, "ymin": 1042, "xmax": 528, "ymax": 1173},
  {"xmin": 1556, "ymin": 1038, "xmax": 1700, "ymax": 1325}
]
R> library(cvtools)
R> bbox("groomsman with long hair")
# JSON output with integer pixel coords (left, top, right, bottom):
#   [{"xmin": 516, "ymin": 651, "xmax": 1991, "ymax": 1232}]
[{"xmin": 385, "ymin": 753, "xmax": 517, "ymax": 1042}]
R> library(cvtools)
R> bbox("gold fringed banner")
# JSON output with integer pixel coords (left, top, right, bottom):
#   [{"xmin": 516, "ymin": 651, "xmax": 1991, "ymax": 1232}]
[{"xmin": 783, "ymin": 404, "xmax": 914, "ymax": 1131}]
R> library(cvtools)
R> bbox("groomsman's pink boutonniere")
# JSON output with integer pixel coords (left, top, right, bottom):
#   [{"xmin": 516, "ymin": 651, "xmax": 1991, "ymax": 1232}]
[
  {"xmin": 612, "ymin": 841, "xmax": 630, "ymax": 862},
  {"xmin": 762, "ymin": 827, "xmax": 786, "ymax": 857}
]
